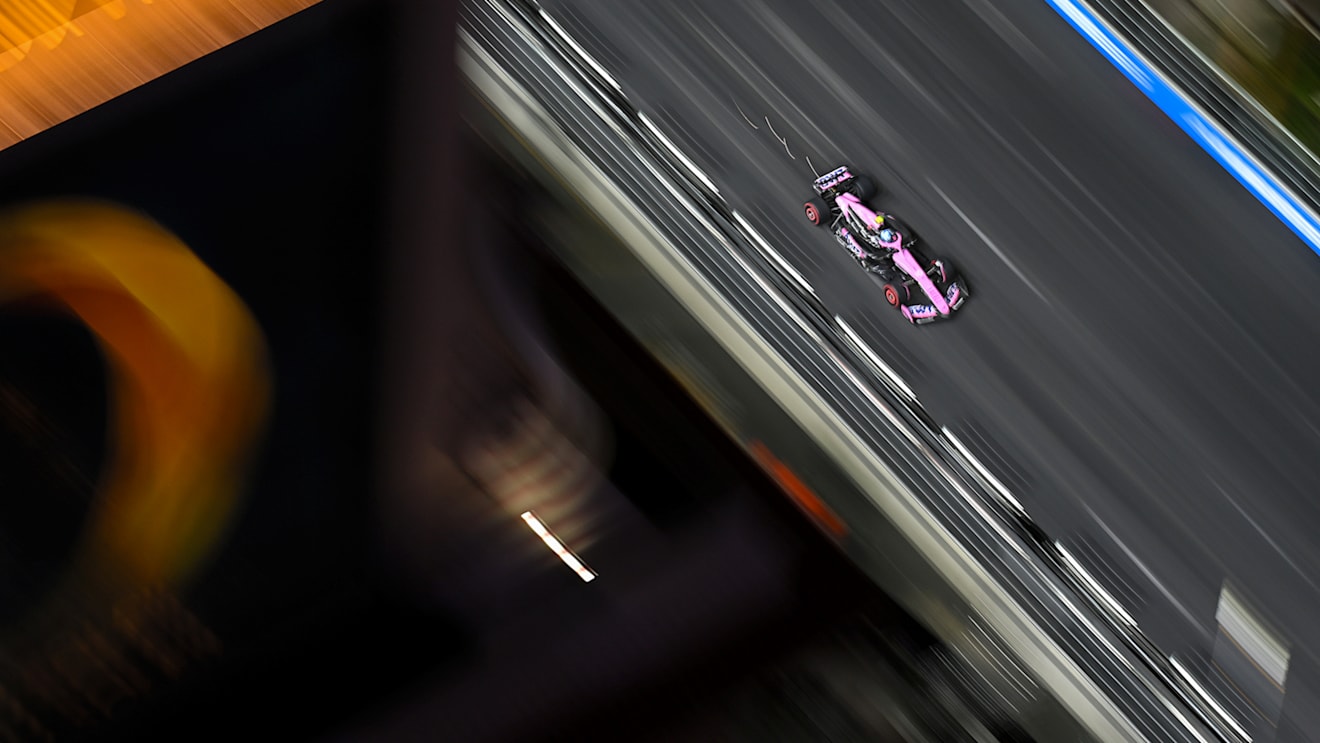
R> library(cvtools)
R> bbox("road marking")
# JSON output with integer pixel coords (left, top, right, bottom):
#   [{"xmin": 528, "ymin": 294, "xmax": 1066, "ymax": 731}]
[
  {"xmin": 941, "ymin": 427, "xmax": 1027, "ymax": 515},
  {"xmin": 731, "ymin": 210, "xmax": 817, "ymax": 296},
  {"xmin": 836, "ymin": 316, "xmax": 918, "ymax": 403},
  {"xmin": 536, "ymin": 7, "xmax": 624, "ymax": 92},
  {"xmin": 1168, "ymin": 656, "xmax": 1253, "ymax": 743},
  {"xmin": 764, "ymin": 116, "xmax": 794, "ymax": 158},
  {"xmin": 1055, "ymin": 542, "xmax": 1139, "ymax": 628},
  {"xmin": 735, "ymin": 101, "xmax": 758, "ymax": 129},
  {"xmin": 636, "ymin": 111, "xmax": 722, "ymax": 195},
  {"xmin": 928, "ymin": 180, "xmax": 1050, "ymax": 305}
]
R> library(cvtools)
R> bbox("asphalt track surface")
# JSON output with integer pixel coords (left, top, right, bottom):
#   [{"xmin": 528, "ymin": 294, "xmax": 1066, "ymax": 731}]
[{"xmin": 533, "ymin": 0, "xmax": 1320, "ymax": 738}]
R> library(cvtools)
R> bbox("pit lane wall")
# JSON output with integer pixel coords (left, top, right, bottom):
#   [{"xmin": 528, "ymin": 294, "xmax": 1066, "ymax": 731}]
[{"xmin": 1044, "ymin": 0, "xmax": 1320, "ymax": 257}]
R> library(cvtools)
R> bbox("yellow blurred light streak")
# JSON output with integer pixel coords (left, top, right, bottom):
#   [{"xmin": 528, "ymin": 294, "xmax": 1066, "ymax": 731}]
[
  {"xmin": 0, "ymin": 199, "xmax": 272, "ymax": 588},
  {"xmin": 520, "ymin": 510, "xmax": 596, "ymax": 582},
  {"xmin": 0, "ymin": 0, "xmax": 320, "ymax": 149}
]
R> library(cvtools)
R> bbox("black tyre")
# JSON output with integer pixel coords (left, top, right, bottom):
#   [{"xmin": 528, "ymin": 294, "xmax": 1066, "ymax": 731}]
[
  {"xmin": 804, "ymin": 197, "xmax": 830, "ymax": 227},
  {"xmin": 929, "ymin": 258, "xmax": 955, "ymax": 284},
  {"xmin": 850, "ymin": 174, "xmax": 879, "ymax": 201}
]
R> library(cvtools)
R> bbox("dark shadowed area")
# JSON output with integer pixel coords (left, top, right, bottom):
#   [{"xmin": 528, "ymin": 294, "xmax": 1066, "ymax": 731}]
[{"xmin": 0, "ymin": 1, "xmax": 942, "ymax": 741}]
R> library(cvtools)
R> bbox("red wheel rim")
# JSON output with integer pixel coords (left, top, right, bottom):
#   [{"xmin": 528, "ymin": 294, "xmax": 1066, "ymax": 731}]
[
  {"xmin": 805, "ymin": 204, "xmax": 819, "ymax": 223},
  {"xmin": 884, "ymin": 286, "xmax": 899, "ymax": 306}
]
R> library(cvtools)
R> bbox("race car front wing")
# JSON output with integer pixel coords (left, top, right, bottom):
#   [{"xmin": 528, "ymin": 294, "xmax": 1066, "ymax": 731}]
[{"xmin": 901, "ymin": 280, "xmax": 968, "ymax": 325}]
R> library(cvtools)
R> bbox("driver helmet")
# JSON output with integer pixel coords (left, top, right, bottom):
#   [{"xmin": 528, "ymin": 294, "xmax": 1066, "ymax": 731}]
[{"xmin": 878, "ymin": 228, "xmax": 897, "ymax": 243}]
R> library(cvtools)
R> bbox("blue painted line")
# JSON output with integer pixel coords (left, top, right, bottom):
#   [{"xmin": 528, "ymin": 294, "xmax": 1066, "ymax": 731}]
[{"xmin": 1043, "ymin": 0, "xmax": 1320, "ymax": 257}]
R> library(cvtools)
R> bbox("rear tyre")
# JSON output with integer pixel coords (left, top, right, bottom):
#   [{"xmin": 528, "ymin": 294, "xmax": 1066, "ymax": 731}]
[
  {"xmin": 850, "ymin": 174, "xmax": 878, "ymax": 201},
  {"xmin": 882, "ymin": 282, "xmax": 906, "ymax": 307},
  {"xmin": 804, "ymin": 197, "xmax": 830, "ymax": 227}
]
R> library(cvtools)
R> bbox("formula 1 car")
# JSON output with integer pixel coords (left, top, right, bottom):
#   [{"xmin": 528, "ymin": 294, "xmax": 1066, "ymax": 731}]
[{"xmin": 803, "ymin": 165, "xmax": 968, "ymax": 324}]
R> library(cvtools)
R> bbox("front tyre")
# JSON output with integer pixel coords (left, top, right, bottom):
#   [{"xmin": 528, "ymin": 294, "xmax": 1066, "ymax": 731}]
[
  {"xmin": 804, "ymin": 197, "xmax": 830, "ymax": 227},
  {"xmin": 929, "ymin": 258, "xmax": 956, "ymax": 284}
]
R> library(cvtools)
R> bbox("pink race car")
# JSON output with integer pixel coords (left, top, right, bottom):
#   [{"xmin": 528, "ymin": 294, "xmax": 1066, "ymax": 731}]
[{"xmin": 803, "ymin": 165, "xmax": 969, "ymax": 324}]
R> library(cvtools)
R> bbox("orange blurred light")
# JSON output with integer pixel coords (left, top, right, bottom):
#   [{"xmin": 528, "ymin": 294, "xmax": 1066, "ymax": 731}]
[
  {"xmin": 0, "ymin": 199, "xmax": 273, "ymax": 589},
  {"xmin": 749, "ymin": 440, "xmax": 848, "ymax": 539}
]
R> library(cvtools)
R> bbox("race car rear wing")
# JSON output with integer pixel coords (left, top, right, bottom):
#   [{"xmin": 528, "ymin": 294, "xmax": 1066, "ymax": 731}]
[{"xmin": 812, "ymin": 165, "xmax": 852, "ymax": 193}]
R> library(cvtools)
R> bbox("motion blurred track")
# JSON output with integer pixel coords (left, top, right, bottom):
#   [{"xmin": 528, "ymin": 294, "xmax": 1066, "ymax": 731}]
[{"xmin": 507, "ymin": 0, "xmax": 1320, "ymax": 739}]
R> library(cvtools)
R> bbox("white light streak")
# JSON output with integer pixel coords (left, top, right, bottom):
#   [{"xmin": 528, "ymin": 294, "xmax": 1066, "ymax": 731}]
[{"xmin": 521, "ymin": 511, "xmax": 597, "ymax": 582}]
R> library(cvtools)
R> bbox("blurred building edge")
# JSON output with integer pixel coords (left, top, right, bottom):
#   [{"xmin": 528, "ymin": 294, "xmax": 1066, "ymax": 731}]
[
  {"xmin": 369, "ymin": 0, "xmax": 634, "ymax": 621},
  {"xmin": 456, "ymin": 167, "xmax": 618, "ymax": 556}
]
